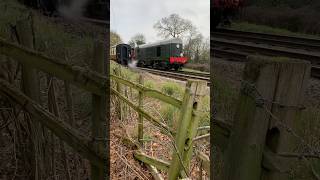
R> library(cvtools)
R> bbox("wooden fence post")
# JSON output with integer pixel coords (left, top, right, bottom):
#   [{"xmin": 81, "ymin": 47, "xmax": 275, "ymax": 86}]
[
  {"xmin": 16, "ymin": 14, "xmax": 44, "ymax": 180},
  {"xmin": 261, "ymin": 57, "xmax": 310, "ymax": 180},
  {"xmin": 168, "ymin": 80, "xmax": 207, "ymax": 180},
  {"xmin": 91, "ymin": 41, "xmax": 107, "ymax": 180},
  {"xmin": 114, "ymin": 66, "xmax": 123, "ymax": 120},
  {"xmin": 138, "ymin": 73, "xmax": 144, "ymax": 145},
  {"xmin": 223, "ymin": 56, "xmax": 310, "ymax": 180}
]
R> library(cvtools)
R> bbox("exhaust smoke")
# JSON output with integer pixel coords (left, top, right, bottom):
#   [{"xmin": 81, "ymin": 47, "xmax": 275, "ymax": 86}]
[{"xmin": 128, "ymin": 60, "xmax": 138, "ymax": 69}]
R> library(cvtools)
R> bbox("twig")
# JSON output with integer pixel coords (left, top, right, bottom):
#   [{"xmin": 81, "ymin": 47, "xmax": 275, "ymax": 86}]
[
  {"xmin": 193, "ymin": 133, "xmax": 210, "ymax": 142},
  {"xmin": 114, "ymin": 146, "xmax": 149, "ymax": 180}
]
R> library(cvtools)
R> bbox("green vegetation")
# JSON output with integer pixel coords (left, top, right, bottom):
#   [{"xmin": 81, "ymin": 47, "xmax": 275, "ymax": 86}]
[
  {"xmin": 238, "ymin": 1, "xmax": 320, "ymax": 35},
  {"xmin": 231, "ymin": 22, "xmax": 320, "ymax": 39},
  {"xmin": 0, "ymin": 0, "xmax": 104, "ymax": 66},
  {"xmin": 160, "ymin": 105, "xmax": 179, "ymax": 128},
  {"xmin": 161, "ymin": 82, "xmax": 184, "ymax": 99},
  {"xmin": 182, "ymin": 67, "xmax": 210, "ymax": 74}
]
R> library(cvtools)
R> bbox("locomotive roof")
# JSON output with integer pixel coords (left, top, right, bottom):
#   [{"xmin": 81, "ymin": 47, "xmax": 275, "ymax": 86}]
[{"xmin": 138, "ymin": 38, "xmax": 182, "ymax": 48}]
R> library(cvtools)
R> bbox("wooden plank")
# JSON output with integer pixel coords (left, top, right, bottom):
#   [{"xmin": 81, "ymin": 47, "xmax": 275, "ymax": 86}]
[
  {"xmin": 111, "ymin": 88, "xmax": 175, "ymax": 135},
  {"xmin": 196, "ymin": 151, "xmax": 210, "ymax": 176},
  {"xmin": 0, "ymin": 79, "xmax": 106, "ymax": 168},
  {"xmin": 133, "ymin": 151, "xmax": 170, "ymax": 171},
  {"xmin": 146, "ymin": 165, "xmax": 165, "ymax": 180},
  {"xmin": 90, "ymin": 41, "xmax": 107, "ymax": 180},
  {"xmin": 261, "ymin": 56, "xmax": 310, "ymax": 180},
  {"xmin": 0, "ymin": 37, "xmax": 106, "ymax": 95},
  {"xmin": 110, "ymin": 74, "xmax": 182, "ymax": 108}
]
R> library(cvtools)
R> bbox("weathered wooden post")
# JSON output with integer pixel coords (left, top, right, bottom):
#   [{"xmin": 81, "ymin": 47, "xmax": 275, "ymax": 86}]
[
  {"xmin": 138, "ymin": 73, "xmax": 144, "ymax": 145},
  {"xmin": 16, "ymin": 14, "xmax": 43, "ymax": 180},
  {"xmin": 114, "ymin": 66, "xmax": 123, "ymax": 120},
  {"xmin": 168, "ymin": 80, "xmax": 207, "ymax": 180},
  {"xmin": 261, "ymin": 56, "xmax": 310, "ymax": 180},
  {"xmin": 91, "ymin": 41, "xmax": 107, "ymax": 180},
  {"xmin": 223, "ymin": 55, "xmax": 310, "ymax": 180}
]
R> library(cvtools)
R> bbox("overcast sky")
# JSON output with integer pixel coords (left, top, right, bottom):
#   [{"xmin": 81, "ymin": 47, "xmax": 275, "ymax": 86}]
[{"xmin": 110, "ymin": 0, "xmax": 210, "ymax": 43}]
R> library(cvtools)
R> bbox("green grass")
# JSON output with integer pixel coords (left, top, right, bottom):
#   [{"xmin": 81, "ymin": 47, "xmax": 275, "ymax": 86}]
[
  {"xmin": 161, "ymin": 82, "xmax": 184, "ymax": 99},
  {"xmin": 230, "ymin": 21, "xmax": 320, "ymax": 39},
  {"xmin": 0, "ymin": 0, "xmax": 103, "ymax": 66}
]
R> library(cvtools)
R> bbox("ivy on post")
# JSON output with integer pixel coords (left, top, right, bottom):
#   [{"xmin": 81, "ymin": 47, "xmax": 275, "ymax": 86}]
[
  {"xmin": 168, "ymin": 80, "xmax": 207, "ymax": 180},
  {"xmin": 138, "ymin": 73, "xmax": 144, "ymax": 146},
  {"xmin": 91, "ymin": 41, "xmax": 107, "ymax": 180}
]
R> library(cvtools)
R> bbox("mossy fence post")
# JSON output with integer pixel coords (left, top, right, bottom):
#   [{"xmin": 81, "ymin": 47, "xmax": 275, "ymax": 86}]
[
  {"xmin": 91, "ymin": 41, "xmax": 107, "ymax": 180},
  {"xmin": 138, "ymin": 73, "xmax": 144, "ymax": 146},
  {"xmin": 114, "ymin": 66, "xmax": 123, "ymax": 120},
  {"xmin": 168, "ymin": 80, "xmax": 207, "ymax": 180},
  {"xmin": 222, "ymin": 56, "xmax": 310, "ymax": 180}
]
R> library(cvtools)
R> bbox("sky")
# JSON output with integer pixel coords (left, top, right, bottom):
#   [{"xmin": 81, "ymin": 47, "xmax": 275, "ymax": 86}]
[{"xmin": 110, "ymin": 0, "xmax": 210, "ymax": 43}]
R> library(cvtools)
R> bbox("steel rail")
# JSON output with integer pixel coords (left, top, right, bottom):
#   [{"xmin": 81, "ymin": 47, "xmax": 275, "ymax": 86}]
[
  {"xmin": 211, "ymin": 37, "xmax": 320, "ymax": 65},
  {"xmin": 212, "ymin": 48, "xmax": 320, "ymax": 79},
  {"xmin": 213, "ymin": 29, "xmax": 320, "ymax": 51},
  {"xmin": 137, "ymin": 67, "xmax": 210, "ymax": 85}
]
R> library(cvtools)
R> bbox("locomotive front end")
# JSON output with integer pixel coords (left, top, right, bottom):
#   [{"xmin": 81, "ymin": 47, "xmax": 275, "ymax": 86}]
[{"xmin": 168, "ymin": 42, "xmax": 188, "ymax": 70}]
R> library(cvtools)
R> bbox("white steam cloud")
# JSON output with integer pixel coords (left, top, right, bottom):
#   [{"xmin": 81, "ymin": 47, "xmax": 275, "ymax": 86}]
[{"xmin": 128, "ymin": 60, "xmax": 138, "ymax": 69}]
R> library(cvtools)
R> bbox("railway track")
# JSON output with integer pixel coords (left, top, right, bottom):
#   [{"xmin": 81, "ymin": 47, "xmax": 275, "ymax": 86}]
[
  {"xmin": 212, "ymin": 29, "xmax": 320, "ymax": 78},
  {"xmin": 80, "ymin": 17, "xmax": 109, "ymax": 26},
  {"xmin": 213, "ymin": 29, "xmax": 320, "ymax": 52},
  {"xmin": 137, "ymin": 67, "xmax": 210, "ymax": 85},
  {"xmin": 213, "ymin": 48, "xmax": 320, "ymax": 79}
]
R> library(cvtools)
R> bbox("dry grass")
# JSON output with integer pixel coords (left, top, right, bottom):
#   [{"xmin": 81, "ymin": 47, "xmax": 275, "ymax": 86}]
[{"xmin": 110, "ymin": 62, "xmax": 210, "ymax": 179}]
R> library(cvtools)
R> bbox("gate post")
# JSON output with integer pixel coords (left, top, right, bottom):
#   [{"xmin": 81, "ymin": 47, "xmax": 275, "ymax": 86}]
[
  {"xmin": 223, "ymin": 55, "xmax": 310, "ymax": 180},
  {"xmin": 168, "ymin": 80, "xmax": 207, "ymax": 180}
]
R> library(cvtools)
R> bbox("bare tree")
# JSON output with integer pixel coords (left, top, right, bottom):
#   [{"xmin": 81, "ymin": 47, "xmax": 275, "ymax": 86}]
[
  {"xmin": 110, "ymin": 31, "xmax": 122, "ymax": 47},
  {"xmin": 153, "ymin": 13, "xmax": 195, "ymax": 38},
  {"xmin": 128, "ymin": 33, "xmax": 146, "ymax": 48}
]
